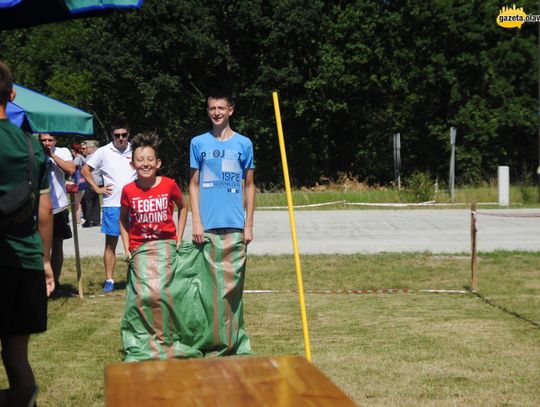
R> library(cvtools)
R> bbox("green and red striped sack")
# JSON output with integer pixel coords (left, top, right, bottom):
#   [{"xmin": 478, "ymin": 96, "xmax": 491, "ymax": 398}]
[
  {"xmin": 188, "ymin": 231, "xmax": 252, "ymax": 357},
  {"xmin": 121, "ymin": 240, "xmax": 203, "ymax": 362},
  {"xmin": 121, "ymin": 232, "xmax": 252, "ymax": 362}
]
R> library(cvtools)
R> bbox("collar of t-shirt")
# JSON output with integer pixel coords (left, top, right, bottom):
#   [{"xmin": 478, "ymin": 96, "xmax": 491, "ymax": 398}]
[{"xmin": 108, "ymin": 141, "xmax": 132, "ymax": 155}]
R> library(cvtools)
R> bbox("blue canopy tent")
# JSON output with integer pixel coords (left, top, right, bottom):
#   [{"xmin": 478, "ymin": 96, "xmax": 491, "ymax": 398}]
[
  {"xmin": 0, "ymin": 0, "xmax": 143, "ymax": 30},
  {"xmin": 5, "ymin": 83, "xmax": 95, "ymax": 300},
  {"xmin": 0, "ymin": 0, "xmax": 144, "ymax": 304},
  {"xmin": 7, "ymin": 84, "xmax": 94, "ymax": 135}
]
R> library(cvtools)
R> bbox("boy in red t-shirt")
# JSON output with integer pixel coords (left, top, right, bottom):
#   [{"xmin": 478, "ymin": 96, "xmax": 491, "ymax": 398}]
[
  {"xmin": 120, "ymin": 132, "xmax": 187, "ymax": 256},
  {"xmin": 119, "ymin": 132, "xmax": 194, "ymax": 361}
]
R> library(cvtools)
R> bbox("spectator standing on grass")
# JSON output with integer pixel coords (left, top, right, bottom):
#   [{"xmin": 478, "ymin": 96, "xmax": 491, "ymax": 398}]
[
  {"xmin": 80, "ymin": 140, "xmax": 102, "ymax": 228},
  {"xmin": 0, "ymin": 60, "xmax": 54, "ymax": 401},
  {"xmin": 39, "ymin": 133, "xmax": 75, "ymax": 289},
  {"xmin": 189, "ymin": 92, "xmax": 255, "ymax": 355},
  {"xmin": 81, "ymin": 123, "xmax": 136, "ymax": 293}
]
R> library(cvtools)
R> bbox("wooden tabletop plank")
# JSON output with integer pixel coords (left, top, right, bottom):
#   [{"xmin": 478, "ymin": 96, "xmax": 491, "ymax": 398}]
[{"xmin": 105, "ymin": 356, "xmax": 358, "ymax": 407}]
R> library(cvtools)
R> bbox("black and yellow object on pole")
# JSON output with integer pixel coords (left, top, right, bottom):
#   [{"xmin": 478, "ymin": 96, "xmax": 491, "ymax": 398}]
[{"xmin": 272, "ymin": 91, "xmax": 312, "ymax": 362}]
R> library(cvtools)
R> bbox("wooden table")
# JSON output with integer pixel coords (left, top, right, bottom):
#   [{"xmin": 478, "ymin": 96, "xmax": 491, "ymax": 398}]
[{"xmin": 105, "ymin": 355, "xmax": 358, "ymax": 406}]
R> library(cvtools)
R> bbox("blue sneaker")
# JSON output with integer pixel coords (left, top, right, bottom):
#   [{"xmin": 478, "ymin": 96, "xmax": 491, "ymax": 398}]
[{"xmin": 103, "ymin": 280, "xmax": 115, "ymax": 293}]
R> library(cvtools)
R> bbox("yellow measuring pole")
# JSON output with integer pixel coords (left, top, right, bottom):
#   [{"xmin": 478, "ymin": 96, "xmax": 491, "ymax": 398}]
[{"xmin": 272, "ymin": 91, "xmax": 312, "ymax": 362}]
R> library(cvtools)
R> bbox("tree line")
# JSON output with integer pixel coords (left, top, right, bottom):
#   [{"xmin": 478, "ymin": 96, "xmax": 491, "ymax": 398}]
[{"xmin": 0, "ymin": 0, "xmax": 537, "ymax": 188}]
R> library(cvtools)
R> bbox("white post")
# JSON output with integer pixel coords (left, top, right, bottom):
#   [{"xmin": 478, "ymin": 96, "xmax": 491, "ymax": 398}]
[{"xmin": 498, "ymin": 166, "xmax": 510, "ymax": 207}]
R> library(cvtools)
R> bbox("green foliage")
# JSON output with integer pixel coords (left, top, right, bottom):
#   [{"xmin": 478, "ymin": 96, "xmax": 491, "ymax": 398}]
[
  {"xmin": 0, "ymin": 0, "xmax": 538, "ymax": 187},
  {"xmin": 47, "ymin": 69, "xmax": 93, "ymax": 107},
  {"xmin": 403, "ymin": 171, "xmax": 435, "ymax": 202}
]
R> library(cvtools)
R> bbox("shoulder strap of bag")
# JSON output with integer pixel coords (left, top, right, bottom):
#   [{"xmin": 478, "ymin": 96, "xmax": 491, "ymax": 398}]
[{"xmin": 25, "ymin": 132, "xmax": 34, "ymax": 187}]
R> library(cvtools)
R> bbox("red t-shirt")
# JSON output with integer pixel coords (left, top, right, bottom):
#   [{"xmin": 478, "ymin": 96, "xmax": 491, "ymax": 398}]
[{"xmin": 121, "ymin": 176, "xmax": 182, "ymax": 251}]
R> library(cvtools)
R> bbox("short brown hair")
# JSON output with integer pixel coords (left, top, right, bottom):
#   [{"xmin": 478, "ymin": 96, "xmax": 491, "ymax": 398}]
[
  {"xmin": 207, "ymin": 92, "xmax": 234, "ymax": 107},
  {"xmin": 111, "ymin": 121, "xmax": 129, "ymax": 133},
  {"xmin": 130, "ymin": 132, "xmax": 161, "ymax": 160},
  {"xmin": 0, "ymin": 61, "xmax": 13, "ymax": 106}
]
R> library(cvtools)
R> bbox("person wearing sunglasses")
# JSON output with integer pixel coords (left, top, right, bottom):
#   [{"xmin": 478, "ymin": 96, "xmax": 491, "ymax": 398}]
[{"xmin": 81, "ymin": 123, "xmax": 136, "ymax": 293}]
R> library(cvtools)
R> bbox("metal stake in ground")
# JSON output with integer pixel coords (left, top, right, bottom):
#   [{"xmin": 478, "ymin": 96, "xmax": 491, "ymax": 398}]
[
  {"xmin": 470, "ymin": 202, "xmax": 478, "ymax": 292},
  {"xmin": 70, "ymin": 192, "xmax": 84, "ymax": 298}
]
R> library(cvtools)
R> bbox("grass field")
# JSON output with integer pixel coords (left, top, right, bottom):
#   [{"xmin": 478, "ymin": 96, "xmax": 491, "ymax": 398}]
[{"xmin": 1, "ymin": 251, "xmax": 539, "ymax": 406}]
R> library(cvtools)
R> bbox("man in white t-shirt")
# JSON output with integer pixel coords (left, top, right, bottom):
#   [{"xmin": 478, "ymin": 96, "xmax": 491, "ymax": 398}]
[
  {"xmin": 39, "ymin": 133, "xmax": 76, "ymax": 290},
  {"xmin": 80, "ymin": 140, "xmax": 102, "ymax": 227},
  {"xmin": 82, "ymin": 123, "xmax": 136, "ymax": 293}
]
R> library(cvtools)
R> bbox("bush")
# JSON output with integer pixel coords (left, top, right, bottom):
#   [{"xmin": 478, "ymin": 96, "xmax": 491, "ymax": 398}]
[{"xmin": 403, "ymin": 171, "xmax": 435, "ymax": 202}]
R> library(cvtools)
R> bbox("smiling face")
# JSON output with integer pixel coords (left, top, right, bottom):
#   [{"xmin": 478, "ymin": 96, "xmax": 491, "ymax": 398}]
[
  {"xmin": 132, "ymin": 145, "xmax": 161, "ymax": 181},
  {"xmin": 207, "ymin": 97, "xmax": 234, "ymax": 128}
]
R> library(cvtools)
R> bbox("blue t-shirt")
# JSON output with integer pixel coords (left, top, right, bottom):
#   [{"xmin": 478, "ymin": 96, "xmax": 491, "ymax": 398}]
[{"xmin": 190, "ymin": 132, "xmax": 255, "ymax": 230}]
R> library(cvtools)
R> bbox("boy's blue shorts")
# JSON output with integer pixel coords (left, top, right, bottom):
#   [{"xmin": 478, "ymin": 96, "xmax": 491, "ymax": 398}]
[{"xmin": 101, "ymin": 207, "xmax": 121, "ymax": 236}]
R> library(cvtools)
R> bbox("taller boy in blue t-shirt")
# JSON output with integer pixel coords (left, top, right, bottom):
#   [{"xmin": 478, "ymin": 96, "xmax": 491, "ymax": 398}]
[
  {"xmin": 189, "ymin": 93, "xmax": 255, "ymax": 243},
  {"xmin": 189, "ymin": 93, "xmax": 255, "ymax": 355}
]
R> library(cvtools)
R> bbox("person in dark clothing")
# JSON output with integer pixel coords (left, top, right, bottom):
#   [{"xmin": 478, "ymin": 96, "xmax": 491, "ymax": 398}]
[
  {"xmin": 0, "ymin": 60, "xmax": 54, "ymax": 405},
  {"xmin": 81, "ymin": 140, "xmax": 102, "ymax": 227}
]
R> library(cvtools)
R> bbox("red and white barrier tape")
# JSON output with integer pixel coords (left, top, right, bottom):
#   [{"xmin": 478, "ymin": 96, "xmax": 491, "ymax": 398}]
[
  {"xmin": 244, "ymin": 288, "xmax": 468, "ymax": 295},
  {"xmin": 77, "ymin": 288, "xmax": 469, "ymax": 299},
  {"xmin": 257, "ymin": 200, "xmax": 346, "ymax": 209}
]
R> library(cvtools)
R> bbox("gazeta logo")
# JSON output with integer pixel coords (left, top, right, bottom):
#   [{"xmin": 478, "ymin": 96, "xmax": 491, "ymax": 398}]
[{"xmin": 496, "ymin": 4, "xmax": 539, "ymax": 29}]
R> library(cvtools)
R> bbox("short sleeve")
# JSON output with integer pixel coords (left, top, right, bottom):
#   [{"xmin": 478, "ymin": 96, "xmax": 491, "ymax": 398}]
[
  {"xmin": 189, "ymin": 139, "xmax": 200, "ymax": 170},
  {"xmin": 244, "ymin": 140, "xmax": 255, "ymax": 169},
  {"xmin": 170, "ymin": 179, "xmax": 182, "ymax": 201},
  {"xmin": 120, "ymin": 185, "xmax": 130, "ymax": 207},
  {"xmin": 85, "ymin": 147, "xmax": 102, "ymax": 170},
  {"xmin": 242, "ymin": 139, "xmax": 255, "ymax": 179},
  {"xmin": 57, "ymin": 147, "xmax": 73, "ymax": 162}
]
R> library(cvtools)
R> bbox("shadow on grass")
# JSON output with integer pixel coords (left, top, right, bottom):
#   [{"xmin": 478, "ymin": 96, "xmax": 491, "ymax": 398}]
[
  {"xmin": 49, "ymin": 280, "xmax": 128, "ymax": 299},
  {"xmin": 114, "ymin": 280, "xmax": 127, "ymax": 291},
  {"xmin": 50, "ymin": 283, "xmax": 79, "ymax": 299},
  {"xmin": 466, "ymin": 287, "xmax": 540, "ymax": 329}
]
